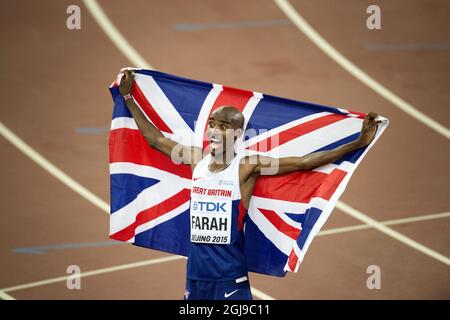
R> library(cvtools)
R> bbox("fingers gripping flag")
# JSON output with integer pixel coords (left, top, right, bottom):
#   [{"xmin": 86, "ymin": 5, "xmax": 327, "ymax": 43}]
[{"xmin": 109, "ymin": 69, "xmax": 388, "ymax": 277}]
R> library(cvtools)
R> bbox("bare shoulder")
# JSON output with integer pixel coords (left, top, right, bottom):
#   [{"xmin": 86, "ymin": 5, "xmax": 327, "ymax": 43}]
[
  {"xmin": 239, "ymin": 155, "xmax": 259, "ymax": 180},
  {"xmin": 239, "ymin": 154, "xmax": 274, "ymax": 167},
  {"xmin": 239, "ymin": 155, "xmax": 258, "ymax": 165},
  {"xmin": 184, "ymin": 146, "xmax": 204, "ymax": 173},
  {"xmin": 239, "ymin": 155, "xmax": 258, "ymax": 183}
]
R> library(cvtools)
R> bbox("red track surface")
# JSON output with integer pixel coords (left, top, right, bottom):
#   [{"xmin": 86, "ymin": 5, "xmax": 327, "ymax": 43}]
[{"xmin": 0, "ymin": 0, "xmax": 449, "ymax": 299}]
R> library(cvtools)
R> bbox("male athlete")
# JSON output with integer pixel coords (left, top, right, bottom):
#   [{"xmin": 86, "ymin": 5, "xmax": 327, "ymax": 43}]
[{"xmin": 118, "ymin": 69, "xmax": 379, "ymax": 300}]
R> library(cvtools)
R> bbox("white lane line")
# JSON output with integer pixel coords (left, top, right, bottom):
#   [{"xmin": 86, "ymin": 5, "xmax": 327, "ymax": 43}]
[
  {"xmin": 379, "ymin": 211, "xmax": 450, "ymax": 226},
  {"xmin": 365, "ymin": 43, "xmax": 450, "ymax": 52},
  {"xmin": 0, "ymin": 290, "xmax": 16, "ymax": 300},
  {"xmin": 319, "ymin": 211, "xmax": 450, "ymax": 236},
  {"xmin": 274, "ymin": 0, "xmax": 450, "ymax": 140},
  {"xmin": 2, "ymin": 255, "xmax": 184, "ymax": 293},
  {"xmin": 251, "ymin": 287, "xmax": 275, "ymax": 300},
  {"xmin": 0, "ymin": 122, "xmax": 110, "ymax": 213},
  {"xmin": 336, "ymin": 202, "xmax": 450, "ymax": 266},
  {"xmin": 81, "ymin": 0, "xmax": 152, "ymax": 69}
]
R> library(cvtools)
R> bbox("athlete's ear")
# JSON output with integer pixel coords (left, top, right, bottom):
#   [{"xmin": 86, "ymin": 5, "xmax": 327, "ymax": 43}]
[{"xmin": 234, "ymin": 128, "xmax": 243, "ymax": 139}]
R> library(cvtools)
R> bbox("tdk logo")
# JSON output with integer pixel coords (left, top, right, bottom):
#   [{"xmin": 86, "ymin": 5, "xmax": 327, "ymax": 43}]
[{"xmin": 195, "ymin": 201, "xmax": 226, "ymax": 212}]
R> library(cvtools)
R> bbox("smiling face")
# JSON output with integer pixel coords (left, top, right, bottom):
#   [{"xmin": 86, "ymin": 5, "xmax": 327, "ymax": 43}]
[{"xmin": 205, "ymin": 106, "xmax": 244, "ymax": 159}]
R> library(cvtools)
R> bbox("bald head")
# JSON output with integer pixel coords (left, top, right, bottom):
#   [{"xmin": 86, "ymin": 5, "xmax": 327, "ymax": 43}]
[{"xmin": 210, "ymin": 106, "xmax": 245, "ymax": 130}]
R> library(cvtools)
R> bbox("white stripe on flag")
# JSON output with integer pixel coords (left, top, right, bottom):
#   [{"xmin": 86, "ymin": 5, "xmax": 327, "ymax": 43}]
[
  {"xmin": 250, "ymin": 195, "xmax": 328, "ymax": 216},
  {"xmin": 243, "ymin": 111, "xmax": 331, "ymax": 148},
  {"xmin": 110, "ymin": 180, "xmax": 184, "ymax": 234},
  {"xmin": 313, "ymin": 161, "xmax": 355, "ymax": 174},
  {"xmin": 234, "ymin": 92, "xmax": 263, "ymax": 152},
  {"xmin": 110, "ymin": 162, "xmax": 191, "ymax": 183},
  {"xmin": 250, "ymin": 196, "xmax": 302, "ymax": 230},
  {"xmin": 110, "ymin": 117, "xmax": 181, "ymax": 141},
  {"xmin": 194, "ymin": 84, "xmax": 223, "ymax": 147},
  {"xmin": 134, "ymin": 201, "xmax": 191, "ymax": 236},
  {"xmin": 286, "ymin": 242, "xmax": 303, "ymax": 273},
  {"xmin": 241, "ymin": 92, "xmax": 263, "ymax": 131},
  {"xmin": 109, "ymin": 164, "xmax": 191, "ymax": 234},
  {"xmin": 267, "ymin": 117, "xmax": 362, "ymax": 157},
  {"xmin": 111, "ymin": 117, "xmax": 138, "ymax": 131},
  {"xmin": 136, "ymin": 74, "xmax": 194, "ymax": 145},
  {"xmin": 248, "ymin": 199, "xmax": 296, "ymax": 256}
]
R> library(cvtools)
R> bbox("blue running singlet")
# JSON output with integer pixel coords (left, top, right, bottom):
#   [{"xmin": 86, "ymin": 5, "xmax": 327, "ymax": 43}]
[{"xmin": 187, "ymin": 153, "xmax": 248, "ymax": 281}]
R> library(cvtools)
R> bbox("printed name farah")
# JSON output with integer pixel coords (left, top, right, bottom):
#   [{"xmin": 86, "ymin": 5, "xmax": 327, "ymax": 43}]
[{"xmin": 192, "ymin": 216, "xmax": 228, "ymax": 231}]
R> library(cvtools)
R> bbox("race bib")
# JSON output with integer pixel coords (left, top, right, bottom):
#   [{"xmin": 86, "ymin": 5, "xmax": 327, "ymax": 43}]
[{"xmin": 190, "ymin": 193, "xmax": 232, "ymax": 245}]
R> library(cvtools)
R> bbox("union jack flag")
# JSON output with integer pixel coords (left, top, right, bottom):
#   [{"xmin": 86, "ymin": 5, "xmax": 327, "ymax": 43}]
[{"xmin": 108, "ymin": 69, "xmax": 388, "ymax": 276}]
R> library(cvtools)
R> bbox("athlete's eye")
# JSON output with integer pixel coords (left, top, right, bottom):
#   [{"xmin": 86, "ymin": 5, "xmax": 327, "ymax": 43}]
[
  {"xmin": 208, "ymin": 121, "xmax": 215, "ymax": 128},
  {"xmin": 220, "ymin": 125, "xmax": 227, "ymax": 130}
]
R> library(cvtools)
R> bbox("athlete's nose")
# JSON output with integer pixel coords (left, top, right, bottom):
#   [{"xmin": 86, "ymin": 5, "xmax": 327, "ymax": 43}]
[{"xmin": 210, "ymin": 128, "xmax": 223, "ymax": 140}]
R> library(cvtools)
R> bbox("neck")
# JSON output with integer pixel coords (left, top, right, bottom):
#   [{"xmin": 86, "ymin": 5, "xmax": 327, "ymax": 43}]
[{"xmin": 209, "ymin": 151, "xmax": 236, "ymax": 171}]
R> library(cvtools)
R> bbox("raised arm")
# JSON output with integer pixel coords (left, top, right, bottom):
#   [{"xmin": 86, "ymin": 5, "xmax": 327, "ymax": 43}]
[
  {"xmin": 244, "ymin": 112, "xmax": 380, "ymax": 176},
  {"xmin": 118, "ymin": 69, "xmax": 201, "ymax": 167}
]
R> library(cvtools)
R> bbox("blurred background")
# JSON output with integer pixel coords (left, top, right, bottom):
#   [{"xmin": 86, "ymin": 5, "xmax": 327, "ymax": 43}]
[{"xmin": 0, "ymin": 0, "xmax": 449, "ymax": 299}]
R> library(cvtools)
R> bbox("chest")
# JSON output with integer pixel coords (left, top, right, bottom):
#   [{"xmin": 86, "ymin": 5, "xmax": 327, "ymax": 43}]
[{"xmin": 190, "ymin": 158, "xmax": 242, "ymax": 244}]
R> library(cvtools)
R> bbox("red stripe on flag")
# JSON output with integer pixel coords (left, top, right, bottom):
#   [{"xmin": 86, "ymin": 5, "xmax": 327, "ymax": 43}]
[
  {"xmin": 247, "ymin": 113, "xmax": 345, "ymax": 152},
  {"xmin": 346, "ymin": 109, "xmax": 366, "ymax": 119},
  {"xmin": 258, "ymin": 208, "xmax": 301, "ymax": 240},
  {"xmin": 131, "ymin": 82, "xmax": 173, "ymax": 134},
  {"xmin": 253, "ymin": 169, "xmax": 347, "ymax": 203},
  {"xmin": 237, "ymin": 200, "xmax": 247, "ymax": 231},
  {"xmin": 109, "ymin": 128, "xmax": 192, "ymax": 180},
  {"xmin": 110, "ymin": 188, "xmax": 191, "ymax": 242},
  {"xmin": 202, "ymin": 86, "xmax": 253, "ymax": 149},
  {"xmin": 288, "ymin": 249, "xmax": 299, "ymax": 271}
]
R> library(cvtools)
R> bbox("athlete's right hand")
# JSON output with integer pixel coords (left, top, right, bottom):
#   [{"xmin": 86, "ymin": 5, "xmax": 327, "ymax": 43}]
[{"xmin": 119, "ymin": 69, "xmax": 135, "ymax": 96}]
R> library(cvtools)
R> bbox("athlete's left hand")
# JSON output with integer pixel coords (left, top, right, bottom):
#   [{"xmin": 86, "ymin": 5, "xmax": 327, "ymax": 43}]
[{"xmin": 357, "ymin": 111, "xmax": 380, "ymax": 147}]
